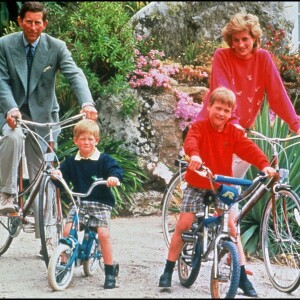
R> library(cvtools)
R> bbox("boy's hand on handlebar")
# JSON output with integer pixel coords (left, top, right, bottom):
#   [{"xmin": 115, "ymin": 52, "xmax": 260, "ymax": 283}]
[
  {"xmin": 188, "ymin": 155, "xmax": 203, "ymax": 171},
  {"xmin": 7, "ymin": 110, "xmax": 22, "ymax": 129},
  {"xmin": 50, "ymin": 169, "xmax": 62, "ymax": 179},
  {"xmin": 106, "ymin": 176, "xmax": 120, "ymax": 187},
  {"xmin": 262, "ymin": 166, "xmax": 276, "ymax": 177}
]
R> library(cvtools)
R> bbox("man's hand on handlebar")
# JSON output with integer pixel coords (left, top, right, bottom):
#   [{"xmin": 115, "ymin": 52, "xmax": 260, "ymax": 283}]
[
  {"xmin": 7, "ymin": 110, "xmax": 22, "ymax": 129},
  {"xmin": 262, "ymin": 166, "xmax": 276, "ymax": 177},
  {"xmin": 80, "ymin": 105, "xmax": 98, "ymax": 121}
]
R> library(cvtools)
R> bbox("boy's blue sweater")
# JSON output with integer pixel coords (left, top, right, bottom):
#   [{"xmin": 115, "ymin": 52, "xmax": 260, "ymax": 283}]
[{"xmin": 58, "ymin": 153, "xmax": 123, "ymax": 207}]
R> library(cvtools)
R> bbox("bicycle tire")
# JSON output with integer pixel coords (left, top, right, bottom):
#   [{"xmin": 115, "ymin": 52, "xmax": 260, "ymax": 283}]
[
  {"xmin": 178, "ymin": 238, "xmax": 202, "ymax": 287},
  {"xmin": 162, "ymin": 168, "xmax": 187, "ymax": 247},
  {"xmin": 48, "ymin": 243, "xmax": 75, "ymax": 291},
  {"xmin": 0, "ymin": 215, "xmax": 14, "ymax": 255},
  {"xmin": 83, "ymin": 237, "xmax": 103, "ymax": 276},
  {"xmin": 38, "ymin": 174, "xmax": 64, "ymax": 267},
  {"xmin": 261, "ymin": 187, "xmax": 300, "ymax": 293},
  {"xmin": 210, "ymin": 240, "xmax": 240, "ymax": 299}
]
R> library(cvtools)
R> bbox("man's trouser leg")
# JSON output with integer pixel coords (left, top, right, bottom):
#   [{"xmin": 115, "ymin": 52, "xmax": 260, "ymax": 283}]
[{"xmin": 0, "ymin": 125, "xmax": 24, "ymax": 195}]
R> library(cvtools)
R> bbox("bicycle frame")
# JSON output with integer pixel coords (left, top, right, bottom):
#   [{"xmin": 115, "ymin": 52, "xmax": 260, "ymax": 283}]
[
  {"xmin": 9, "ymin": 114, "xmax": 85, "ymax": 228},
  {"xmin": 0, "ymin": 113, "xmax": 86, "ymax": 266}
]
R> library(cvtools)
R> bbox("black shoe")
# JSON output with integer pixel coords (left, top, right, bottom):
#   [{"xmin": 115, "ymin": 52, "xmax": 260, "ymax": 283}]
[
  {"xmin": 159, "ymin": 272, "xmax": 172, "ymax": 287},
  {"xmin": 239, "ymin": 278, "xmax": 258, "ymax": 297},
  {"xmin": 104, "ymin": 274, "xmax": 116, "ymax": 289}
]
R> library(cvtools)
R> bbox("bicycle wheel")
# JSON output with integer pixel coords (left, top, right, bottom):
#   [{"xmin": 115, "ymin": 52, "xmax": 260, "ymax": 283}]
[
  {"xmin": 178, "ymin": 238, "xmax": 202, "ymax": 287},
  {"xmin": 39, "ymin": 174, "xmax": 64, "ymax": 267},
  {"xmin": 261, "ymin": 187, "xmax": 300, "ymax": 293},
  {"xmin": 0, "ymin": 215, "xmax": 14, "ymax": 255},
  {"xmin": 162, "ymin": 168, "xmax": 187, "ymax": 247},
  {"xmin": 47, "ymin": 243, "xmax": 75, "ymax": 291},
  {"xmin": 83, "ymin": 237, "xmax": 103, "ymax": 276},
  {"xmin": 210, "ymin": 240, "xmax": 240, "ymax": 299}
]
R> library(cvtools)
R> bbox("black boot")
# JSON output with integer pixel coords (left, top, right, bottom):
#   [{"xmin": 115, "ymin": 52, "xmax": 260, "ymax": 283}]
[
  {"xmin": 159, "ymin": 272, "xmax": 172, "ymax": 287},
  {"xmin": 158, "ymin": 260, "xmax": 175, "ymax": 288},
  {"xmin": 239, "ymin": 265, "xmax": 257, "ymax": 297},
  {"xmin": 104, "ymin": 264, "xmax": 116, "ymax": 289}
]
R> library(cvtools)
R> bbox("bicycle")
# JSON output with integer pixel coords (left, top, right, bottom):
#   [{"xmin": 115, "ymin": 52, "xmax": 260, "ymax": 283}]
[
  {"xmin": 47, "ymin": 177, "xmax": 119, "ymax": 291},
  {"xmin": 178, "ymin": 164, "xmax": 242, "ymax": 298},
  {"xmin": 162, "ymin": 129, "xmax": 300, "ymax": 294},
  {"xmin": 0, "ymin": 113, "xmax": 85, "ymax": 267}
]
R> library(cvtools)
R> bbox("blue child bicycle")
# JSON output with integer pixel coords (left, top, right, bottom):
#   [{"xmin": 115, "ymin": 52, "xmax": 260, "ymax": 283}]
[{"xmin": 47, "ymin": 178, "xmax": 119, "ymax": 291}]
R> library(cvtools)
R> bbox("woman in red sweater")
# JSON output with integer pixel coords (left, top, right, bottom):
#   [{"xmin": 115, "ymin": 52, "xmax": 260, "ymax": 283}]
[
  {"xmin": 158, "ymin": 87, "xmax": 276, "ymax": 297},
  {"xmin": 193, "ymin": 13, "xmax": 300, "ymax": 295}
]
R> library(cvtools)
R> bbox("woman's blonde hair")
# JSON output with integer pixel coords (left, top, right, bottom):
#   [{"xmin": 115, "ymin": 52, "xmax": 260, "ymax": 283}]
[
  {"xmin": 222, "ymin": 12, "xmax": 262, "ymax": 49},
  {"xmin": 73, "ymin": 119, "xmax": 100, "ymax": 139},
  {"xmin": 209, "ymin": 86, "xmax": 236, "ymax": 109}
]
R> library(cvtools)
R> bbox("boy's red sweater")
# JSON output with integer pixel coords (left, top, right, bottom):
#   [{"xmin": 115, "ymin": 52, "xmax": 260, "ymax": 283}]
[{"xmin": 184, "ymin": 119, "xmax": 270, "ymax": 189}]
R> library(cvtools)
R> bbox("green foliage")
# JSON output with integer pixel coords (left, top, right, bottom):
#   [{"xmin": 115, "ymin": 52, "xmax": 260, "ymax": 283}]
[
  {"xmin": 44, "ymin": 2, "xmax": 138, "ymax": 116},
  {"xmin": 240, "ymin": 97, "xmax": 300, "ymax": 257},
  {"xmin": 179, "ymin": 38, "xmax": 219, "ymax": 67}
]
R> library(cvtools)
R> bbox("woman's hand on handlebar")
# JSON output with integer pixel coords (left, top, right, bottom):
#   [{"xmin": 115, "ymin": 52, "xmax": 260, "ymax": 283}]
[
  {"xmin": 188, "ymin": 155, "xmax": 203, "ymax": 171},
  {"xmin": 262, "ymin": 166, "xmax": 276, "ymax": 177},
  {"xmin": 106, "ymin": 176, "xmax": 120, "ymax": 187}
]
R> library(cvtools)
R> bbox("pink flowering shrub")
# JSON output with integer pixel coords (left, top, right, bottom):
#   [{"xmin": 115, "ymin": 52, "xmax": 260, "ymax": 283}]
[
  {"xmin": 128, "ymin": 48, "xmax": 179, "ymax": 91},
  {"xmin": 173, "ymin": 90, "xmax": 203, "ymax": 130}
]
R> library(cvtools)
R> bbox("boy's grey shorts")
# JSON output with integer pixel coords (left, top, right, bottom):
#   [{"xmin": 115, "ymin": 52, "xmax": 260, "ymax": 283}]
[
  {"xmin": 67, "ymin": 201, "xmax": 112, "ymax": 228},
  {"xmin": 181, "ymin": 186, "xmax": 225, "ymax": 213}
]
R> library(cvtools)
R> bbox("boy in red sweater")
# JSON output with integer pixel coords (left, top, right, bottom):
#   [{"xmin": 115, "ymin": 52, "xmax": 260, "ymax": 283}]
[{"xmin": 158, "ymin": 86, "xmax": 276, "ymax": 297}]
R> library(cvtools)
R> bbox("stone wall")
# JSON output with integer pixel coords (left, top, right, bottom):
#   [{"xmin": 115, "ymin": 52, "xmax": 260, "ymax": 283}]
[{"xmin": 131, "ymin": 1, "xmax": 292, "ymax": 59}]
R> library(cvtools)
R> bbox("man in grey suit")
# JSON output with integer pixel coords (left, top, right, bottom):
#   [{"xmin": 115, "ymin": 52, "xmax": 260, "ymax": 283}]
[{"xmin": 0, "ymin": 2, "xmax": 98, "ymax": 226}]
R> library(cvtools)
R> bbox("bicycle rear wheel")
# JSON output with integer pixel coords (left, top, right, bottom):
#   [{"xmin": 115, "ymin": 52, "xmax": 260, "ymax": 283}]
[
  {"xmin": 48, "ymin": 243, "xmax": 75, "ymax": 291},
  {"xmin": 39, "ymin": 174, "xmax": 64, "ymax": 267},
  {"xmin": 178, "ymin": 237, "xmax": 202, "ymax": 287},
  {"xmin": 0, "ymin": 215, "xmax": 14, "ymax": 255},
  {"xmin": 210, "ymin": 240, "xmax": 240, "ymax": 299},
  {"xmin": 83, "ymin": 237, "xmax": 103, "ymax": 276},
  {"xmin": 261, "ymin": 187, "xmax": 300, "ymax": 293},
  {"xmin": 162, "ymin": 168, "xmax": 187, "ymax": 247}
]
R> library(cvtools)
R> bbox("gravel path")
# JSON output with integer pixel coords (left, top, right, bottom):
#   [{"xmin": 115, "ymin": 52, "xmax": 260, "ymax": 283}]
[{"xmin": 0, "ymin": 215, "xmax": 299, "ymax": 298}]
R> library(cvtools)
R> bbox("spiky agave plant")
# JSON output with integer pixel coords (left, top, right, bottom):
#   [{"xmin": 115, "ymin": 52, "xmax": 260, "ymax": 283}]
[{"xmin": 240, "ymin": 96, "xmax": 300, "ymax": 256}]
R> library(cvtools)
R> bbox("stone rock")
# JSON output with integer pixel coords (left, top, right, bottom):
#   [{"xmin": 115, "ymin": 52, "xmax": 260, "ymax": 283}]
[
  {"xmin": 127, "ymin": 190, "xmax": 164, "ymax": 216},
  {"xmin": 131, "ymin": 2, "xmax": 293, "ymax": 59}
]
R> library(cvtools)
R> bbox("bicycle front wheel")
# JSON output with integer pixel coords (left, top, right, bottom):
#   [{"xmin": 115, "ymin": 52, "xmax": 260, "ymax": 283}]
[
  {"xmin": 39, "ymin": 175, "xmax": 64, "ymax": 267},
  {"xmin": 0, "ymin": 215, "xmax": 14, "ymax": 255},
  {"xmin": 48, "ymin": 243, "xmax": 75, "ymax": 291},
  {"xmin": 83, "ymin": 236, "xmax": 104, "ymax": 276},
  {"xmin": 162, "ymin": 169, "xmax": 187, "ymax": 247},
  {"xmin": 210, "ymin": 240, "xmax": 240, "ymax": 299},
  {"xmin": 261, "ymin": 187, "xmax": 300, "ymax": 293}
]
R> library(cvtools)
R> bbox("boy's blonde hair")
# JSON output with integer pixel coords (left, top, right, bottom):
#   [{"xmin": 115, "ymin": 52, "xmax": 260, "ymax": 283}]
[
  {"xmin": 73, "ymin": 119, "xmax": 100, "ymax": 139},
  {"xmin": 222, "ymin": 12, "xmax": 262, "ymax": 49},
  {"xmin": 209, "ymin": 87, "xmax": 236, "ymax": 109}
]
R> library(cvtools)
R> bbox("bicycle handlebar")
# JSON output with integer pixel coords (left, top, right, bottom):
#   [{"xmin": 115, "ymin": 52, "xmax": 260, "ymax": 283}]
[
  {"xmin": 14, "ymin": 113, "xmax": 86, "ymax": 128},
  {"xmin": 51, "ymin": 174, "xmax": 120, "ymax": 199},
  {"xmin": 246, "ymin": 128, "xmax": 300, "ymax": 143}
]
